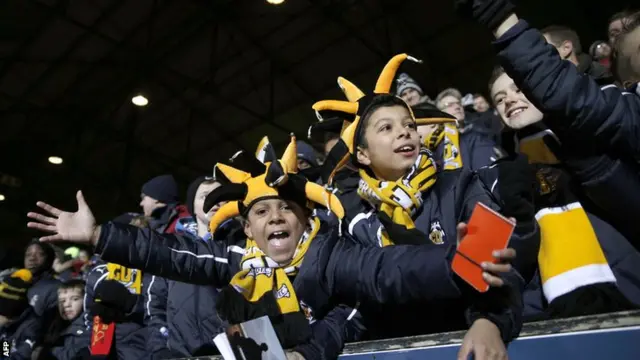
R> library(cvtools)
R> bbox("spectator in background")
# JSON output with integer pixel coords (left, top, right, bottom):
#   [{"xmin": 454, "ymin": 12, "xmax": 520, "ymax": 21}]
[
  {"xmin": 612, "ymin": 10, "xmax": 640, "ymax": 87},
  {"xmin": 33, "ymin": 280, "xmax": 90, "ymax": 360},
  {"xmin": 140, "ymin": 174, "xmax": 190, "ymax": 233},
  {"xmin": 608, "ymin": 10, "xmax": 633, "ymax": 45},
  {"xmin": 0, "ymin": 269, "xmax": 42, "ymax": 360},
  {"xmin": 296, "ymin": 140, "xmax": 322, "ymax": 183},
  {"xmin": 590, "ymin": 40, "xmax": 612, "ymax": 68},
  {"xmin": 542, "ymin": 25, "xmax": 613, "ymax": 85},
  {"xmin": 17, "ymin": 241, "xmax": 60, "ymax": 319},
  {"xmin": 435, "ymin": 88, "xmax": 499, "ymax": 169},
  {"xmin": 472, "ymin": 93, "xmax": 491, "ymax": 113},
  {"xmin": 395, "ymin": 73, "xmax": 433, "ymax": 106}
]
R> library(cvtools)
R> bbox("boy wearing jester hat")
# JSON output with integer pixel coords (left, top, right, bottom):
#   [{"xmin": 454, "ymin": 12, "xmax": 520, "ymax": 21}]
[
  {"xmin": 28, "ymin": 133, "xmax": 520, "ymax": 360},
  {"xmin": 312, "ymin": 54, "xmax": 539, "ymax": 357}
]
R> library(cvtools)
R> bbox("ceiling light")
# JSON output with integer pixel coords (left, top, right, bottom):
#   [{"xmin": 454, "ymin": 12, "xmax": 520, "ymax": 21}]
[
  {"xmin": 267, "ymin": 0, "xmax": 285, "ymax": 4},
  {"xmin": 0, "ymin": 194, "xmax": 5, "ymax": 201},
  {"xmin": 131, "ymin": 95, "xmax": 149, "ymax": 107},
  {"xmin": 48, "ymin": 156, "xmax": 63, "ymax": 165}
]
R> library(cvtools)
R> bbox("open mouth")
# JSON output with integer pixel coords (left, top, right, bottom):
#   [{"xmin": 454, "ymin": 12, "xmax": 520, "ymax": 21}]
[
  {"xmin": 507, "ymin": 107, "xmax": 527, "ymax": 118},
  {"xmin": 394, "ymin": 144, "xmax": 416, "ymax": 156},
  {"xmin": 268, "ymin": 230, "xmax": 290, "ymax": 247}
]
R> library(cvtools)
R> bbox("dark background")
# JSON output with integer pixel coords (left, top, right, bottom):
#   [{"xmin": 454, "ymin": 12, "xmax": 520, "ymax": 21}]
[{"xmin": 0, "ymin": 0, "xmax": 633, "ymax": 268}]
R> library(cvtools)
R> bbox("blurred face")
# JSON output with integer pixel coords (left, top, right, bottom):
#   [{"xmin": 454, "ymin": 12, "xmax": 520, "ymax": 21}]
[
  {"xmin": 58, "ymin": 287, "xmax": 83, "ymax": 321},
  {"xmin": 617, "ymin": 26, "xmax": 640, "ymax": 84},
  {"xmin": 194, "ymin": 181, "xmax": 222, "ymax": 225},
  {"xmin": 491, "ymin": 73, "xmax": 544, "ymax": 129},
  {"xmin": 243, "ymin": 198, "xmax": 307, "ymax": 265},
  {"xmin": 609, "ymin": 19, "xmax": 628, "ymax": 45},
  {"xmin": 139, "ymin": 194, "xmax": 165, "ymax": 216},
  {"xmin": 78, "ymin": 250, "xmax": 89, "ymax": 263},
  {"xmin": 357, "ymin": 105, "xmax": 420, "ymax": 181},
  {"xmin": 400, "ymin": 88, "xmax": 422, "ymax": 106},
  {"xmin": 438, "ymin": 95, "xmax": 465, "ymax": 121},
  {"xmin": 473, "ymin": 96, "xmax": 490, "ymax": 113},
  {"xmin": 324, "ymin": 137, "xmax": 339, "ymax": 156},
  {"xmin": 24, "ymin": 244, "xmax": 45, "ymax": 272},
  {"xmin": 595, "ymin": 42, "xmax": 612, "ymax": 59}
]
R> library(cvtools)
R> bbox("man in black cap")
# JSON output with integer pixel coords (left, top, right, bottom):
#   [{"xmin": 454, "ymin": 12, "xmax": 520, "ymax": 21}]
[{"xmin": 140, "ymin": 174, "xmax": 190, "ymax": 233}]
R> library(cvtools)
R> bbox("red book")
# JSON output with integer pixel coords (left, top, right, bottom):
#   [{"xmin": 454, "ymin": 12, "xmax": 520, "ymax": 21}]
[
  {"xmin": 452, "ymin": 203, "xmax": 515, "ymax": 292},
  {"xmin": 90, "ymin": 316, "xmax": 115, "ymax": 356}
]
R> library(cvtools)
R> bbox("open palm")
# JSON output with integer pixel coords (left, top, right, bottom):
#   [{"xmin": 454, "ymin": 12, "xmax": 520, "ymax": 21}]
[{"xmin": 27, "ymin": 190, "xmax": 98, "ymax": 245}]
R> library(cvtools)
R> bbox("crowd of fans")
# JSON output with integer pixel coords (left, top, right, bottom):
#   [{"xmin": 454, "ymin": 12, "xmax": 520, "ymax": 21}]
[{"xmin": 2, "ymin": 2, "xmax": 640, "ymax": 360}]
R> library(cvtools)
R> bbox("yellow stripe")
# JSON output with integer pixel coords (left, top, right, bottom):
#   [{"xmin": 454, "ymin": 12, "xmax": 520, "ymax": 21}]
[{"xmin": 536, "ymin": 203, "xmax": 611, "ymax": 289}]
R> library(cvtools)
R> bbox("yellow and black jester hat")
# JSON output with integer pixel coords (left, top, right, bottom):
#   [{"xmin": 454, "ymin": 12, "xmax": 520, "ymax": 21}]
[
  {"xmin": 311, "ymin": 54, "xmax": 456, "ymax": 184},
  {"xmin": 203, "ymin": 134, "xmax": 345, "ymax": 234}
]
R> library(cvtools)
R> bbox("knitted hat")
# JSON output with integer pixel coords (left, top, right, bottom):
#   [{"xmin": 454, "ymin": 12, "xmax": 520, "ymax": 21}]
[
  {"xmin": 203, "ymin": 135, "xmax": 344, "ymax": 233},
  {"xmin": 296, "ymin": 141, "xmax": 320, "ymax": 168},
  {"xmin": 396, "ymin": 73, "xmax": 423, "ymax": 97},
  {"xmin": 141, "ymin": 174, "xmax": 179, "ymax": 204},
  {"xmin": 0, "ymin": 269, "xmax": 33, "ymax": 318}
]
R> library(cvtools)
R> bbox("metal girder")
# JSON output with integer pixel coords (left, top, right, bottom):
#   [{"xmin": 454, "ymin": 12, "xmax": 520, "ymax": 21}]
[
  {"xmin": 0, "ymin": 0, "xmax": 69, "ymax": 83},
  {"xmin": 7, "ymin": 0, "xmax": 126, "ymax": 114}
]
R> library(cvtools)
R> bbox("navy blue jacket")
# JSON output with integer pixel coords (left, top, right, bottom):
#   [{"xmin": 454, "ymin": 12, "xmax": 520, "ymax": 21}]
[
  {"xmin": 27, "ymin": 272, "xmax": 60, "ymax": 317},
  {"xmin": 143, "ymin": 221, "xmax": 243, "ymax": 359},
  {"xmin": 93, "ymin": 215, "xmax": 524, "ymax": 356},
  {"xmin": 494, "ymin": 20, "xmax": 640, "ymax": 248},
  {"xmin": 495, "ymin": 20, "xmax": 640, "ymax": 163},
  {"xmin": 0, "ymin": 308, "xmax": 42, "ymax": 360},
  {"xmin": 343, "ymin": 167, "xmax": 535, "ymax": 340},
  {"xmin": 48, "ymin": 316, "xmax": 90, "ymax": 360},
  {"xmin": 84, "ymin": 263, "xmax": 147, "ymax": 359}
]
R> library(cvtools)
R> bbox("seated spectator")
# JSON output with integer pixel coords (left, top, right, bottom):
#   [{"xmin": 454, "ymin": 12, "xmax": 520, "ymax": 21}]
[
  {"xmin": 395, "ymin": 73, "xmax": 434, "ymax": 106},
  {"xmin": 295, "ymin": 140, "xmax": 322, "ymax": 183},
  {"xmin": 435, "ymin": 88, "xmax": 500, "ymax": 168},
  {"xmin": 541, "ymin": 25, "xmax": 614, "ymax": 85},
  {"xmin": 140, "ymin": 174, "xmax": 190, "ymax": 233},
  {"xmin": 34, "ymin": 280, "xmax": 90, "ymax": 360},
  {"xmin": 485, "ymin": 66, "xmax": 640, "ymax": 319},
  {"xmin": 54, "ymin": 247, "xmax": 93, "ymax": 282},
  {"xmin": 0, "ymin": 269, "xmax": 42, "ymax": 360}
]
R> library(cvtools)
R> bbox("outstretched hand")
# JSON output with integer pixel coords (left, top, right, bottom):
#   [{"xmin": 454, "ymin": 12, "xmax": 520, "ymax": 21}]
[{"xmin": 27, "ymin": 190, "xmax": 100, "ymax": 246}]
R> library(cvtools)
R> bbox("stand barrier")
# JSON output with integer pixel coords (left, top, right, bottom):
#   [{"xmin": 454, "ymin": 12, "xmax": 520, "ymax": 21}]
[{"xmin": 177, "ymin": 310, "xmax": 640, "ymax": 359}]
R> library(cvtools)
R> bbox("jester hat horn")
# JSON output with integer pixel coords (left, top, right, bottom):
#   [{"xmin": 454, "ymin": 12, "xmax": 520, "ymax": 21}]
[
  {"xmin": 311, "ymin": 54, "xmax": 456, "ymax": 184},
  {"xmin": 204, "ymin": 134, "xmax": 345, "ymax": 233}
]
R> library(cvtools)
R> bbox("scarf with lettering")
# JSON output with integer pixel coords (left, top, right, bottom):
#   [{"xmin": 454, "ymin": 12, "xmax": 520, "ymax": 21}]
[
  {"xmin": 426, "ymin": 123, "xmax": 463, "ymax": 170},
  {"xmin": 357, "ymin": 147, "xmax": 437, "ymax": 246}
]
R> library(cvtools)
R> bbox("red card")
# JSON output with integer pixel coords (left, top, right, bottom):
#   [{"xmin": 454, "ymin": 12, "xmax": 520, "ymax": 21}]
[
  {"xmin": 452, "ymin": 202, "xmax": 515, "ymax": 292},
  {"xmin": 90, "ymin": 316, "xmax": 115, "ymax": 356}
]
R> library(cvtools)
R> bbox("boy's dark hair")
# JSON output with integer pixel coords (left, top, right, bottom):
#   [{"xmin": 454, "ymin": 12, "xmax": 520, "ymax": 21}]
[
  {"xmin": 59, "ymin": 279, "xmax": 85, "ymax": 294},
  {"xmin": 473, "ymin": 93, "xmax": 486, "ymax": 100},
  {"xmin": 487, "ymin": 66, "xmax": 507, "ymax": 97},
  {"xmin": 541, "ymin": 25, "xmax": 582, "ymax": 55},
  {"xmin": 610, "ymin": 10, "xmax": 633, "ymax": 25},
  {"xmin": 357, "ymin": 95, "xmax": 409, "ymax": 149},
  {"xmin": 612, "ymin": 11, "xmax": 640, "ymax": 84}
]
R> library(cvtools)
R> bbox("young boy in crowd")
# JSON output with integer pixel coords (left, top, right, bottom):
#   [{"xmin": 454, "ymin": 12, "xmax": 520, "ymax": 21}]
[
  {"xmin": 28, "ymin": 132, "xmax": 520, "ymax": 360},
  {"xmin": 484, "ymin": 66, "xmax": 640, "ymax": 319},
  {"xmin": 33, "ymin": 280, "xmax": 90, "ymax": 360},
  {"xmin": 311, "ymin": 54, "xmax": 539, "ymax": 359},
  {"xmin": 453, "ymin": 1, "xmax": 640, "ymax": 248}
]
